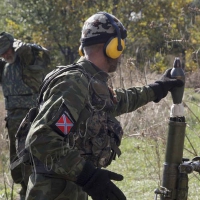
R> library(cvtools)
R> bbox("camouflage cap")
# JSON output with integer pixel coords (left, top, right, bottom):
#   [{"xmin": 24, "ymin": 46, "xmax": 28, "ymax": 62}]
[
  {"xmin": 80, "ymin": 12, "xmax": 127, "ymax": 47},
  {"xmin": 0, "ymin": 32, "xmax": 14, "ymax": 55}
]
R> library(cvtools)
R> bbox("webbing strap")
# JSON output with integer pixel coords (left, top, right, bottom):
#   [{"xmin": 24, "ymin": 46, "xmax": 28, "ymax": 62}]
[
  {"xmin": 10, "ymin": 153, "xmax": 30, "ymax": 170},
  {"xmin": 38, "ymin": 64, "xmax": 84, "ymax": 104}
]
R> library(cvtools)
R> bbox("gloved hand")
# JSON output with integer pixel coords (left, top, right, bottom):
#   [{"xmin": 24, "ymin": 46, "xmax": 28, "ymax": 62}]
[
  {"xmin": 76, "ymin": 162, "xmax": 126, "ymax": 200},
  {"xmin": 149, "ymin": 68, "xmax": 184, "ymax": 103}
]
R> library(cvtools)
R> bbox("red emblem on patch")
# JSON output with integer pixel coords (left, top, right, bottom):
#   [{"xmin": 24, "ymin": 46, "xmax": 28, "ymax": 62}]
[{"xmin": 55, "ymin": 113, "xmax": 74, "ymax": 135}]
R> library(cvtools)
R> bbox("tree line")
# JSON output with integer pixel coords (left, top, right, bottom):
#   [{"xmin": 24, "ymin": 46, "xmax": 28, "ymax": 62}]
[{"xmin": 1, "ymin": 0, "xmax": 200, "ymax": 72}]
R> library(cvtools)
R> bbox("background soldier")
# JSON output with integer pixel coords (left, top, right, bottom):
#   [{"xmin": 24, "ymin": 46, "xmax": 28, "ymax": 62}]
[
  {"xmin": 0, "ymin": 32, "xmax": 51, "ymax": 200},
  {"xmin": 25, "ymin": 12, "xmax": 183, "ymax": 200}
]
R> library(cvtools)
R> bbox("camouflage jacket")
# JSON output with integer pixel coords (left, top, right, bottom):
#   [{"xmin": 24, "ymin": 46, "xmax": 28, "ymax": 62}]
[
  {"xmin": 0, "ymin": 39, "xmax": 50, "ymax": 110},
  {"xmin": 26, "ymin": 57, "xmax": 156, "ymax": 182}
]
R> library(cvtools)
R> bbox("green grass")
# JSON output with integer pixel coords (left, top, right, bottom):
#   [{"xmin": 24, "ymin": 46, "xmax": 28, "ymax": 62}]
[
  {"xmin": 184, "ymin": 88, "xmax": 200, "ymax": 158},
  {"xmin": 89, "ymin": 88, "xmax": 200, "ymax": 200},
  {"xmin": 1, "ymin": 87, "xmax": 200, "ymax": 200},
  {"xmin": 107, "ymin": 136, "xmax": 200, "ymax": 200},
  {"xmin": 107, "ymin": 137, "xmax": 164, "ymax": 200}
]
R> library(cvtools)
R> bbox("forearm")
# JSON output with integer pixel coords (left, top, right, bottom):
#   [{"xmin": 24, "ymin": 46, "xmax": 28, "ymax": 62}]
[{"xmin": 114, "ymin": 85, "xmax": 156, "ymax": 116}]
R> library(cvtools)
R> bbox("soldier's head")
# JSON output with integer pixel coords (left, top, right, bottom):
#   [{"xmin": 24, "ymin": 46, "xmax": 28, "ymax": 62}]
[
  {"xmin": 0, "ymin": 32, "xmax": 15, "ymax": 63},
  {"xmin": 79, "ymin": 12, "xmax": 127, "ymax": 59},
  {"xmin": 79, "ymin": 12, "xmax": 127, "ymax": 72}
]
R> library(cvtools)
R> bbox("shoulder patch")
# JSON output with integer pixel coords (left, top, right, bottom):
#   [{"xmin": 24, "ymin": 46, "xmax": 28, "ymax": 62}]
[
  {"xmin": 50, "ymin": 102, "xmax": 75, "ymax": 136},
  {"xmin": 55, "ymin": 112, "xmax": 74, "ymax": 135}
]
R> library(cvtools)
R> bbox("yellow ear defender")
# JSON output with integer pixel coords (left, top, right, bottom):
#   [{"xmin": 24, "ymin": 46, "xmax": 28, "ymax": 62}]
[
  {"xmin": 104, "ymin": 37, "xmax": 125, "ymax": 59},
  {"xmin": 102, "ymin": 12, "xmax": 125, "ymax": 59},
  {"xmin": 78, "ymin": 45, "xmax": 84, "ymax": 56},
  {"xmin": 79, "ymin": 12, "xmax": 126, "ymax": 58}
]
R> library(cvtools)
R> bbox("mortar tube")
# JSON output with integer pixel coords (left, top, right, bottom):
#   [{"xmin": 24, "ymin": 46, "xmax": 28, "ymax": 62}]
[{"xmin": 161, "ymin": 117, "xmax": 187, "ymax": 200}]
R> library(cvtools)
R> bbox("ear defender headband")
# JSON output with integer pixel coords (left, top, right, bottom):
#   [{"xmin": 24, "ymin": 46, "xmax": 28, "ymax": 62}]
[
  {"xmin": 79, "ymin": 12, "xmax": 126, "ymax": 59},
  {"xmin": 101, "ymin": 12, "xmax": 125, "ymax": 59}
]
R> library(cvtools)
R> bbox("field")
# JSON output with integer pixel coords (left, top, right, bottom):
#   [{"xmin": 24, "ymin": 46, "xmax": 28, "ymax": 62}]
[{"xmin": 0, "ymin": 66, "xmax": 200, "ymax": 200}]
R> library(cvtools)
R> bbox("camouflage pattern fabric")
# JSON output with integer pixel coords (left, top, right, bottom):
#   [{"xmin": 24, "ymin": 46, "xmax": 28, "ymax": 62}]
[
  {"xmin": 2, "ymin": 60, "xmax": 38, "ymax": 109},
  {"xmin": 0, "ymin": 59, "xmax": 6, "ymax": 81},
  {"xmin": 6, "ymin": 108, "xmax": 32, "ymax": 196},
  {"xmin": 0, "ymin": 40, "xmax": 50, "ymax": 198},
  {"xmin": 0, "ymin": 32, "xmax": 14, "ymax": 55},
  {"xmin": 26, "ymin": 174, "xmax": 87, "ymax": 200},
  {"xmin": 1, "ymin": 40, "xmax": 51, "ymax": 109},
  {"xmin": 80, "ymin": 12, "xmax": 127, "ymax": 47},
  {"xmin": 25, "ymin": 57, "xmax": 156, "ymax": 199},
  {"xmin": 13, "ymin": 40, "xmax": 51, "ymax": 92}
]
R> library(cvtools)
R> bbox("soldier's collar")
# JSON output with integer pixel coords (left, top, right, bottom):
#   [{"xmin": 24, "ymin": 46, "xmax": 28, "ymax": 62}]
[{"xmin": 77, "ymin": 57, "xmax": 109, "ymax": 82}]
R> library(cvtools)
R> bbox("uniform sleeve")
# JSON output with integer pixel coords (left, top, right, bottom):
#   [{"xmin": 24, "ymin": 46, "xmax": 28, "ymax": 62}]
[
  {"xmin": 13, "ymin": 40, "xmax": 34, "ymax": 66},
  {"xmin": 14, "ymin": 40, "xmax": 50, "ymax": 67},
  {"xmin": 26, "ymin": 70, "xmax": 89, "ymax": 181},
  {"xmin": 15, "ymin": 41, "xmax": 51, "ymax": 92},
  {"xmin": 113, "ymin": 85, "xmax": 156, "ymax": 116}
]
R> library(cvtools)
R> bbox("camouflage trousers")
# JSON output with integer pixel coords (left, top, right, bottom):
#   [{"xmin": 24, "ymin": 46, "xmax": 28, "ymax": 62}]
[
  {"xmin": 6, "ymin": 108, "xmax": 32, "ymax": 196},
  {"xmin": 25, "ymin": 173, "xmax": 88, "ymax": 200}
]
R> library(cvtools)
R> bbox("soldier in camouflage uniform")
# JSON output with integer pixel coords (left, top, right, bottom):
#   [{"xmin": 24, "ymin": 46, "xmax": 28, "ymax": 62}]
[
  {"xmin": 0, "ymin": 32, "xmax": 51, "ymax": 200},
  {"xmin": 25, "ymin": 12, "xmax": 183, "ymax": 200}
]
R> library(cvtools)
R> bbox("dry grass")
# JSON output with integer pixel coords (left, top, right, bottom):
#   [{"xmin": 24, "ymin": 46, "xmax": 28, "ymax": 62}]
[
  {"xmin": 0, "ymin": 59, "xmax": 200, "ymax": 199},
  {"xmin": 110, "ymin": 57, "xmax": 171, "ymax": 141},
  {"xmin": 0, "ymin": 91, "xmax": 13, "ymax": 199},
  {"xmin": 106, "ymin": 58, "xmax": 200, "ymax": 199},
  {"xmin": 0, "ymin": 91, "xmax": 8, "ymax": 175}
]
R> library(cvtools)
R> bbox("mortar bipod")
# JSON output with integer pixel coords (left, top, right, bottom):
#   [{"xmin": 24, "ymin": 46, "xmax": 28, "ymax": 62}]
[
  {"xmin": 154, "ymin": 187, "xmax": 171, "ymax": 200},
  {"xmin": 179, "ymin": 156, "xmax": 200, "ymax": 174},
  {"xmin": 154, "ymin": 157, "xmax": 200, "ymax": 200}
]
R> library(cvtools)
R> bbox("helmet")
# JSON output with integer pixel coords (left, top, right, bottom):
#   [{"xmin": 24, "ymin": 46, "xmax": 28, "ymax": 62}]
[
  {"xmin": 0, "ymin": 32, "xmax": 14, "ymax": 55},
  {"xmin": 80, "ymin": 12, "xmax": 127, "ymax": 58},
  {"xmin": 80, "ymin": 12, "xmax": 127, "ymax": 47}
]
